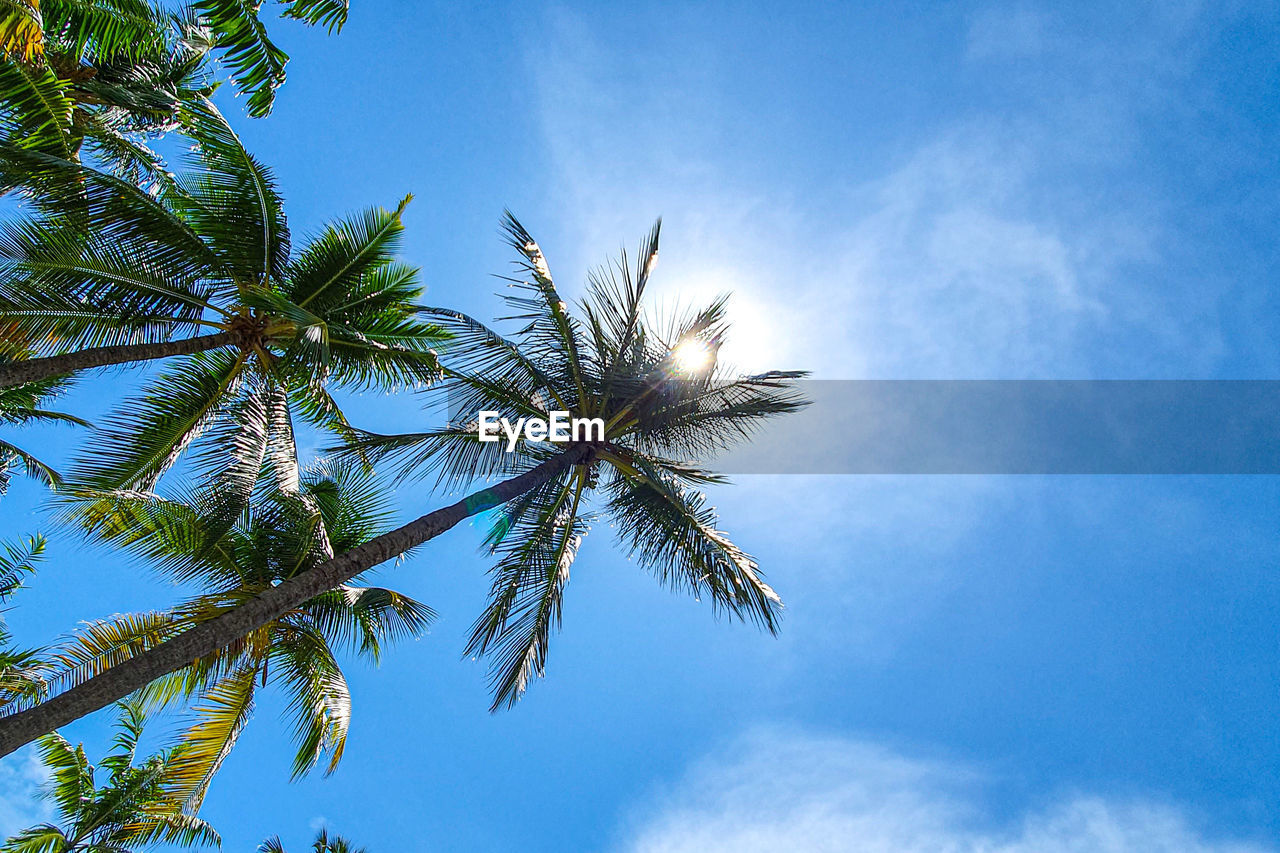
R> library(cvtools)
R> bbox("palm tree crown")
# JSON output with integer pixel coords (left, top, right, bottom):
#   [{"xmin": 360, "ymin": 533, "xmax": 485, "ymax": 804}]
[
  {"xmin": 0, "ymin": 0, "xmax": 216, "ymax": 180},
  {"xmin": 343, "ymin": 213, "xmax": 808, "ymax": 709},
  {"xmin": 0, "ymin": 700, "xmax": 219, "ymax": 852},
  {"xmin": 0, "ymin": 0, "xmax": 352, "ymax": 168},
  {"xmin": 43, "ymin": 462, "xmax": 434, "ymax": 811},
  {"xmin": 0, "ymin": 99, "xmax": 445, "ymax": 504},
  {"xmin": 259, "ymin": 828, "xmax": 369, "ymax": 853}
]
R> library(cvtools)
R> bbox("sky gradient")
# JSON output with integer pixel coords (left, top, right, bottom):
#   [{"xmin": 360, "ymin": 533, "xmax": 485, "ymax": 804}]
[{"xmin": 2, "ymin": 1, "xmax": 1280, "ymax": 850}]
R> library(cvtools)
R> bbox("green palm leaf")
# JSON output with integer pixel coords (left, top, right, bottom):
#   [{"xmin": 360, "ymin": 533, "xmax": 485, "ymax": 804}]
[
  {"xmin": 270, "ymin": 623, "xmax": 349, "ymax": 777},
  {"xmin": 0, "ymin": 61, "xmax": 71, "ymax": 157},
  {"xmin": 0, "ymin": 531, "xmax": 43, "ymax": 603},
  {"xmin": 466, "ymin": 467, "xmax": 587, "ymax": 710},
  {"xmin": 40, "ymin": 0, "xmax": 168, "ymax": 63},
  {"xmin": 5, "ymin": 702, "xmax": 221, "ymax": 851},
  {"xmin": 280, "ymin": 0, "xmax": 347, "ymax": 32},
  {"xmin": 0, "ymin": 0, "xmax": 43, "ymax": 63},
  {"xmin": 191, "ymin": 0, "xmax": 288, "ymax": 118},
  {"xmin": 162, "ymin": 663, "xmax": 256, "ymax": 812},
  {"xmin": 0, "ymin": 347, "xmax": 83, "ymax": 494},
  {"xmin": 67, "ymin": 348, "xmax": 250, "ymax": 490}
]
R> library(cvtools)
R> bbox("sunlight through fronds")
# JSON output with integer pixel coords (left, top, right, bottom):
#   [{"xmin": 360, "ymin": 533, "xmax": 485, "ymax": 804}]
[{"xmin": 332, "ymin": 214, "xmax": 809, "ymax": 711}]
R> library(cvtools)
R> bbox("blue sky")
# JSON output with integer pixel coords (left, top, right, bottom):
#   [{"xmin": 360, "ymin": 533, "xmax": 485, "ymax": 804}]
[{"xmin": 3, "ymin": 1, "xmax": 1280, "ymax": 850}]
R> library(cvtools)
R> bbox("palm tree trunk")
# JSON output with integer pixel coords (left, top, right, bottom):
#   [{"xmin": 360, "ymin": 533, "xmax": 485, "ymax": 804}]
[
  {"xmin": 0, "ymin": 331, "xmax": 238, "ymax": 389},
  {"xmin": 0, "ymin": 447, "xmax": 588, "ymax": 758}
]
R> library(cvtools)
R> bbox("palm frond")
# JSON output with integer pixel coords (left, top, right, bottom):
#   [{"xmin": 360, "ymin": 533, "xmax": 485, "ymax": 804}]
[
  {"xmin": 605, "ymin": 456, "xmax": 782, "ymax": 632},
  {"xmin": 57, "ymin": 488, "xmax": 242, "ymax": 587},
  {"xmin": 0, "ymin": 531, "xmax": 43, "ymax": 597},
  {"xmin": 98, "ymin": 695, "xmax": 147, "ymax": 777},
  {"xmin": 125, "ymin": 806, "xmax": 221, "ymax": 847},
  {"xmin": 0, "ymin": 438, "xmax": 61, "ymax": 490},
  {"xmin": 162, "ymin": 663, "xmax": 256, "ymax": 812},
  {"xmin": 421, "ymin": 306, "xmax": 564, "ymax": 406},
  {"xmin": 35, "ymin": 730, "xmax": 94, "ymax": 818},
  {"xmin": 0, "ymin": 60, "xmax": 71, "ymax": 156},
  {"xmin": 300, "ymin": 584, "xmax": 434, "ymax": 663},
  {"xmin": 498, "ymin": 212, "xmax": 588, "ymax": 406},
  {"xmin": 44, "ymin": 610, "xmax": 191, "ymax": 700},
  {"xmin": 0, "ymin": 215, "xmax": 218, "ymax": 350},
  {"xmin": 582, "ymin": 218, "xmax": 661, "ymax": 404},
  {"xmin": 0, "ymin": 0, "xmax": 43, "ymax": 64},
  {"xmin": 281, "ymin": 0, "xmax": 348, "ymax": 32},
  {"xmin": 0, "ymin": 823, "xmax": 69, "ymax": 851},
  {"xmin": 66, "ymin": 348, "xmax": 249, "ymax": 490},
  {"xmin": 298, "ymin": 460, "xmax": 394, "ymax": 551},
  {"xmin": 0, "ymin": 645, "xmax": 48, "ymax": 709},
  {"xmin": 269, "ymin": 624, "xmax": 349, "ymax": 778},
  {"xmin": 41, "ymin": 0, "xmax": 169, "ymax": 62},
  {"xmin": 616, "ymin": 369, "xmax": 809, "ymax": 461},
  {"xmin": 287, "ymin": 197, "xmax": 410, "ymax": 312},
  {"xmin": 174, "ymin": 96, "xmax": 289, "ymax": 283},
  {"xmin": 466, "ymin": 466, "xmax": 587, "ymax": 711},
  {"xmin": 0, "ymin": 144, "xmax": 217, "ymax": 260},
  {"xmin": 191, "ymin": 0, "xmax": 288, "ymax": 117}
]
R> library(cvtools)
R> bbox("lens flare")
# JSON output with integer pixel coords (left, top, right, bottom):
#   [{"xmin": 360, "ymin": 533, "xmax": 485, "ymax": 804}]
[{"xmin": 673, "ymin": 340, "xmax": 713, "ymax": 373}]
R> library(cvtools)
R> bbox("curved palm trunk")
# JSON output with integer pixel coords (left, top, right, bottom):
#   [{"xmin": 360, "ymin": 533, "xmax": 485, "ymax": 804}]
[
  {"xmin": 0, "ymin": 332, "xmax": 238, "ymax": 389},
  {"xmin": 0, "ymin": 447, "xmax": 587, "ymax": 758}
]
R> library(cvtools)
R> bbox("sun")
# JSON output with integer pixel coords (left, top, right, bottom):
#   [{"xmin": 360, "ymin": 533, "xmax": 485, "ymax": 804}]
[{"xmin": 672, "ymin": 339, "xmax": 713, "ymax": 374}]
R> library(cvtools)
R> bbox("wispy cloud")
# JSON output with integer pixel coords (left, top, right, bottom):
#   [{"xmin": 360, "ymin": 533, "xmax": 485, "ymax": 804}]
[
  {"xmin": 0, "ymin": 746, "xmax": 51, "ymax": 841},
  {"xmin": 615, "ymin": 729, "xmax": 1272, "ymax": 853},
  {"xmin": 526, "ymin": 3, "xmax": 1245, "ymax": 379}
]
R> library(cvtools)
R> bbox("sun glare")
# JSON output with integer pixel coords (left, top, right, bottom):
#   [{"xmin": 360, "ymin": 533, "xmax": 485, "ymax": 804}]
[{"xmin": 672, "ymin": 339, "xmax": 713, "ymax": 374}]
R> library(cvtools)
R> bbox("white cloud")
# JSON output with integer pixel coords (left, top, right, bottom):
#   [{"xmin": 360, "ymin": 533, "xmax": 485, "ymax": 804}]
[
  {"xmin": 616, "ymin": 729, "xmax": 1270, "ymax": 853},
  {"xmin": 526, "ymin": 6, "xmax": 1239, "ymax": 380},
  {"xmin": 0, "ymin": 745, "xmax": 51, "ymax": 841},
  {"xmin": 825, "ymin": 125, "xmax": 1115, "ymax": 377}
]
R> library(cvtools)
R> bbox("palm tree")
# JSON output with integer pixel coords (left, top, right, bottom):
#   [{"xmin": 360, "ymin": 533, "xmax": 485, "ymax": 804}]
[
  {"xmin": 259, "ymin": 828, "xmax": 368, "ymax": 853},
  {"xmin": 0, "ymin": 699, "xmax": 219, "ymax": 852},
  {"xmin": 0, "ymin": 533, "xmax": 46, "ymax": 708},
  {"xmin": 0, "ymin": 215, "xmax": 806, "ymax": 753},
  {"xmin": 0, "ymin": 99, "xmax": 444, "ymax": 503},
  {"xmin": 0, "ymin": 342, "xmax": 87, "ymax": 495},
  {"xmin": 0, "ymin": 0, "xmax": 351, "ymax": 164},
  {"xmin": 0, "ymin": 0, "xmax": 214, "ymax": 180},
  {"xmin": 42, "ymin": 462, "xmax": 434, "ymax": 810}
]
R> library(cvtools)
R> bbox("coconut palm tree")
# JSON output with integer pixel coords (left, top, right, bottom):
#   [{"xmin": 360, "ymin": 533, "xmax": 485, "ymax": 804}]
[
  {"xmin": 0, "ymin": 99, "xmax": 443, "ymax": 505},
  {"xmin": 0, "ymin": 699, "xmax": 219, "ymax": 852},
  {"xmin": 0, "ymin": 215, "xmax": 806, "ymax": 753},
  {"xmin": 41, "ymin": 462, "xmax": 434, "ymax": 810},
  {"xmin": 259, "ymin": 828, "xmax": 368, "ymax": 853},
  {"xmin": 0, "ymin": 0, "xmax": 214, "ymax": 181},
  {"xmin": 0, "ymin": 0, "xmax": 351, "ymax": 165}
]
